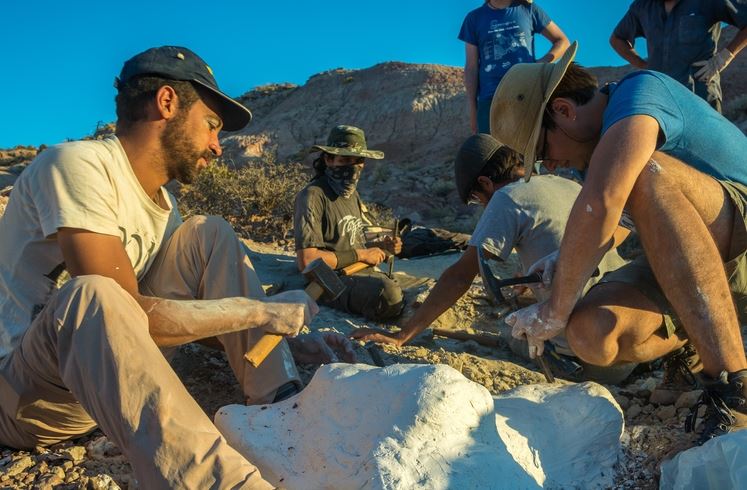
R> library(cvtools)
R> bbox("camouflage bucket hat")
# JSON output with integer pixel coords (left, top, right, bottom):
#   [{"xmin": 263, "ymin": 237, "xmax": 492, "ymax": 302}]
[
  {"xmin": 312, "ymin": 125, "xmax": 385, "ymax": 160},
  {"xmin": 489, "ymin": 41, "xmax": 578, "ymax": 181}
]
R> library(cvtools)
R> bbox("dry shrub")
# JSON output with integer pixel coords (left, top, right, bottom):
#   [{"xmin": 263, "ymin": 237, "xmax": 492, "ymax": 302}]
[{"xmin": 179, "ymin": 160, "xmax": 307, "ymax": 243}]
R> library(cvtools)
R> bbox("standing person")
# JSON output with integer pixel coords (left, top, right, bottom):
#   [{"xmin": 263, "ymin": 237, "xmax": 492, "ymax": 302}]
[
  {"xmin": 351, "ymin": 134, "xmax": 633, "ymax": 382},
  {"xmin": 489, "ymin": 41, "xmax": 747, "ymax": 444},
  {"xmin": 0, "ymin": 46, "xmax": 355, "ymax": 489},
  {"xmin": 610, "ymin": 0, "xmax": 747, "ymax": 113},
  {"xmin": 294, "ymin": 125, "xmax": 404, "ymax": 321},
  {"xmin": 459, "ymin": 0, "xmax": 569, "ymax": 134}
]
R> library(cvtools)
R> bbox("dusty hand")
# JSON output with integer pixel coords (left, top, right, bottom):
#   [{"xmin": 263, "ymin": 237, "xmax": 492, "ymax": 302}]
[
  {"xmin": 693, "ymin": 48, "xmax": 734, "ymax": 83},
  {"xmin": 505, "ymin": 301, "xmax": 567, "ymax": 358},
  {"xmin": 261, "ymin": 290, "xmax": 319, "ymax": 336},
  {"xmin": 289, "ymin": 331, "xmax": 357, "ymax": 364},
  {"xmin": 359, "ymin": 247, "xmax": 387, "ymax": 266},
  {"xmin": 527, "ymin": 250, "xmax": 560, "ymax": 290},
  {"xmin": 380, "ymin": 236, "xmax": 403, "ymax": 256},
  {"xmin": 350, "ymin": 327, "xmax": 405, "ymax": 347}
]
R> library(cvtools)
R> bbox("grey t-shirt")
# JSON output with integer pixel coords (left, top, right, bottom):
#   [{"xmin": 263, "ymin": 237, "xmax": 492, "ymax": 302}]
[
  {"xmin": 294, "ymin": 177, "xmax": 368, "ymax": 254},
  {"xmin": 613, "ymin": 0, "xmax": 747, "ymax": 86},
  {"xmin": 470, "ymin": 175, "xmax": 626, "ymax": 285}
]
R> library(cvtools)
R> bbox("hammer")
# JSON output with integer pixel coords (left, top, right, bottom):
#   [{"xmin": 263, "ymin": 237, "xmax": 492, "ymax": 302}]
[{"xmin": 244, "ymin": 258, "xmax": 346, "ymax": 367}]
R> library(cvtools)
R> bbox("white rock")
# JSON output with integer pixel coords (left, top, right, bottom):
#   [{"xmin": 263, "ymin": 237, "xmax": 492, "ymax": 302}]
[
  {"xmin": 216, "ymin": 363, "xmax": 623, "ymax": 489},
  {"xmin": 660, "ymin": 430, "xmax": 747, "ymax": 489}
]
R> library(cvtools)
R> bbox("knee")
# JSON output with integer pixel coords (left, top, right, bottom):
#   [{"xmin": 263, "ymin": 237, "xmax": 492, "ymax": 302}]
[
  {"xmin": 566, "ymin": 305, "xmax": 620, "ymax": 367},
  {"xmin": 59, "ymin": 275, "xmax": 126, "ymax": 300},
  {"xmin": 376, "ymin": 278, "xmax": 404, "ymax": 320},
  {"xmin": 54, "ymin": 275, "xmax": 145, "ymax": 326},
  {"xmin": 182, "ymin": 215, "xmax": 234, "ymax": 241}
]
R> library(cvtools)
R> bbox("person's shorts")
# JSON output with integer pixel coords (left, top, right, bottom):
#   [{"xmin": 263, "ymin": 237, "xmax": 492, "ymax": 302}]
[{"xmin": 595, "ymin": 179, "xmax": 747, "ymax": 336}]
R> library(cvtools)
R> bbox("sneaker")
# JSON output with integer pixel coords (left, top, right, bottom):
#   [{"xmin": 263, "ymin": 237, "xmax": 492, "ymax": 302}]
[
  {"xmin": 661, "ymin": 343, "xmax": 702, "ymax": 390},
  {"xmin": 686, "ymin": 370, "xmax": 747, "ymax": 445}
]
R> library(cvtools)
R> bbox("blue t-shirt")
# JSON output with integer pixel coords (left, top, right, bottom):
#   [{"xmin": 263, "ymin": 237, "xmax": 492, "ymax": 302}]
[
  {"xmin": 459, "ymin": 1, "xmax": 551, "ymax": 101},
  {"xmin": 602, "ymin": 71, "xmax": 747, "ymax": 185}
]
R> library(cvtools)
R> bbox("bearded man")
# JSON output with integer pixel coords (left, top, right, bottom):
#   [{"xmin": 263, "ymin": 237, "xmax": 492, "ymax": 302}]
[{"xmin": 0, "ymin": 46, "xmax": 354, "ymax": 489}]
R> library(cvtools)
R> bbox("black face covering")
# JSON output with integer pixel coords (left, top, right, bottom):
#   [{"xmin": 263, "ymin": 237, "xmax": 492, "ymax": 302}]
[{"xmin": 326, "ymin": 164, "xmax": 363, "ymax": 198}]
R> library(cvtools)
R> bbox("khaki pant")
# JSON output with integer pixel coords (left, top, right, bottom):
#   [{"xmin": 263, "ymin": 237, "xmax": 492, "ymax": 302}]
[{"xmin": 0, "ymin": 216, "xmax": 300, "ymax": 489}]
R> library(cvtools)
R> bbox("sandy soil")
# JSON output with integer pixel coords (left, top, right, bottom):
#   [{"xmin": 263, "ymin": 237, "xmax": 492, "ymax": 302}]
[{"xmin": 1, "ymin": 241, "xmax": 735, "ymax": 489}]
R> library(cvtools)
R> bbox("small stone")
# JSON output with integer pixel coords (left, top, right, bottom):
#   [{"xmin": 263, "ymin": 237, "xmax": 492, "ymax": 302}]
[
  {"xmin": 656, "ymin": 405, "xmax": 677, "ymax": 421},
  {"xmin": 627, "ymin": 404, "xmax": 642, "ymax": 419},
  {"xmin": 51, "ymin": 464, "xmax": 65, "ymax": 480},
  {"xmin": 36, "ymin": 472, "xmax": 64, "ymax": 488},
  {"xmin": 675, "ymin": 390, "xmax": 703, "ymax": 409},
  {"xmin": 29, "ymin": 461, "xmax": 48, "ymax": 474},
  {"xmin": 23, "ymin": 473, "xmax": 36, "ymax": 485},
  {"xmin": 614, "ymin": 395, "xmax": 631, "ymax": 410},
  {"xmin": 641, "ymin": 404, "xmax": 654, "ymax": 414},
  {"xmin": 87, "ymin": 474, "xmax": 116, "ymax": 489},
  {"xmin": 62, "ymin": 445, "xmax": 86, "ymax": 463},
  {"xmin": 639, "ymin": 377, "xmax": 658, "ymax": 392},
  {"xmin": 649, "ymin": 388, "xmax": 679, "ymax": 406},
  {"xmin": 5, "ymin": 455, "xmax": 34, "ymax": 476}
]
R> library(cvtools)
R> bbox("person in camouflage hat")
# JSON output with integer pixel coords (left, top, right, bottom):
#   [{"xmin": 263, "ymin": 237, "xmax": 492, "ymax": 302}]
[{"xmin": 294, "ymin": 125, "xmax": 405, "ymax": 321}]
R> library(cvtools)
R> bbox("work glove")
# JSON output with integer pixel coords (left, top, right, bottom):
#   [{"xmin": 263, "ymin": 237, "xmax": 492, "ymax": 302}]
[
  {"xmin": 505, "ymin": 300, "xmax": 567, "ymax": 358},
  {"xmin": 693, "ymin": 48, "xmax": 734, "ymax": 83}
]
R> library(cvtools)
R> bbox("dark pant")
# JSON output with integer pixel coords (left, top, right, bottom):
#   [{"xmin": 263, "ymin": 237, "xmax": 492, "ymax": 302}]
[{"xmin": 324, "ymin": 270, "xmax": 404, "ymax": 321}]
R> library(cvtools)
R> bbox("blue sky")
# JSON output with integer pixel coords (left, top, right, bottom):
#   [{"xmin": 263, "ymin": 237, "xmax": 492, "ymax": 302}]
[{"xmin": 1, "ymin": 0, "xmax": 639, "ymax": 148}]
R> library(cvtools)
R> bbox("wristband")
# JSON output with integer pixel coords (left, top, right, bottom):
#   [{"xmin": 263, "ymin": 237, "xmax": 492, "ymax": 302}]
[{"xmin": 334, "ymin": 249, "xmax": 358, "ymax": 269}]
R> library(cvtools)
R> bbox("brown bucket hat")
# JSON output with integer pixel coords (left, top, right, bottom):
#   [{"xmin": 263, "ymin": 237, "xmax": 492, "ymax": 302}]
[
  {"xmin": 311, "ymin": 125, "xmax": 385, "ymax": 160},
  {"xmin": 489, "ymin": 41, "xmax": 578, "ymax": 181}
]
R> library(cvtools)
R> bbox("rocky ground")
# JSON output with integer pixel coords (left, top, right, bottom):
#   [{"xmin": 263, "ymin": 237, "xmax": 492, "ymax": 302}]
[{"xmin": 1, "ymin": 239, "xmax": 738, "ymax": 489}]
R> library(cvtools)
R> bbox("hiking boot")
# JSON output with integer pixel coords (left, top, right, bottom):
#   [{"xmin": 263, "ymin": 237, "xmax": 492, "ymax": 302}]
[
  {"xmin": 661, "ymin": 343, "xmax": 702, "ymax": 390},
  {"xmin": 686, "ymin": 369, "xmax": 747, "ymax": 445}
]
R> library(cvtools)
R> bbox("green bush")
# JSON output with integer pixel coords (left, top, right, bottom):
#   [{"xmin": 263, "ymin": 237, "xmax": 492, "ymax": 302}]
[{"xmin": 179, "ymin": 161, "xmax": 307, "ymax": 243}]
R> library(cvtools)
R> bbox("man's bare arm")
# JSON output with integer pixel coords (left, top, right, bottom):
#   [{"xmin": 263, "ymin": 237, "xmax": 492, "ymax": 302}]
[
  {"xmin": 351, "ymin": 246, "xmax": 478, "ymax": 345},
  {"xmin": 58, "ymin": 229, "xmax": 312, "ymax": 346},
  {"xmin": 538, "ymin": 22, "xmax": 570, "ymax": 62},
  {"xmin": 398, "ymin": 246, "xmax": 479, "ymax": 343},
  {"xmin": 726, "ymin": 25, "xmax": 747, "ymax": 60},
  {"xmin": 296, "ymin": 246, "xmax": 385, "ymax": 272},
  {"xmin": 549, "ymin": 116, "xmax": 660, "ymax": 320},
  {"xmin": 609, "ymin": 35, "xmax": 648, "ymax": 69}
]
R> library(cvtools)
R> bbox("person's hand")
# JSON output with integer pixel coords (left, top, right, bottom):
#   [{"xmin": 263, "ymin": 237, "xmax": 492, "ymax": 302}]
[
  {"xmin": 260, "ymin": 290, "xmax": 319, "ymax": 336},
  {"xmin": 350, "ymin": 327, "xmax": 405, "ymax": 346},
  {"xmin": 380, "ymin": 236, "xmax": 403, "ymax": 256},
  {"xmin": 288, "ymin": 331, "xmax": 357, "ymax": 364},
  {"xmin": 505, "ymin": 301, "xmax": 567, "ymax": 358},
  {"xmin": 527, "ymin": 250, "xmax": 560, "ymax": 290},
  {"xmin": 693, "ymin": 48, "xmax": 734, "ymax": 83},
  {"xmin": 358, "ymin": 247, "xmax": 387, "ymax": 266}
]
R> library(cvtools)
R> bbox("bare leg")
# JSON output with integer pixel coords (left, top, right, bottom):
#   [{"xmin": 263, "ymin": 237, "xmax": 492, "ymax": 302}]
[
  {"xmin": 625, "ymin": 152, "xmax": 747, "ymax": 376},
  {"xmin": 567, "ymin": 282, "xmax": 686, "ymax": 366}
]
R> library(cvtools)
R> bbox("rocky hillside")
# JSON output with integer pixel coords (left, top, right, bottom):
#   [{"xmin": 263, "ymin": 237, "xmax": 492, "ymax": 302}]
[
  {"xmin": 3, "ymin": 29, "xmax": 746, "ymax": 232},
  {"xmin": 221, "ymin": 27, "xmax": 746, "ymax": 232}
]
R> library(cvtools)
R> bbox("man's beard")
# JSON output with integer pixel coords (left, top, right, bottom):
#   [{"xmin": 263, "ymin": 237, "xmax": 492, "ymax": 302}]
[{"xmin": 160, "ymin": 113, "xmax": 214, "ymax": 184}]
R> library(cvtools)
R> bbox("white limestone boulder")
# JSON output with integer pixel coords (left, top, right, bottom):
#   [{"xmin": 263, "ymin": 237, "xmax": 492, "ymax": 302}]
[
  {"xmin": 215, "ymin": 363, "xmax": 623, "ymax": 489},
  {"xmin": 659, "ymin": 430, "xmax": 747, "ymax": 489}
]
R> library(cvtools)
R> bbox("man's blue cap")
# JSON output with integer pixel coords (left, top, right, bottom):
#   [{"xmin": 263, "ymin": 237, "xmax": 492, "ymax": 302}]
[{"xmin": 116, "ymin": 46, "xmax": 252, "ymax": 131}]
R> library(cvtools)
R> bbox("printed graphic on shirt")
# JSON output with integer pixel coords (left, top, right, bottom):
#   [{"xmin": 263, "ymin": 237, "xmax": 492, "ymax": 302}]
[
  {"xmin": 338, "ymin": 215, "xmax": 367, "ymax": 248},
  {"xmin": 482, "ymin": 20, "xmax": 530, "ymax": 73}
]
